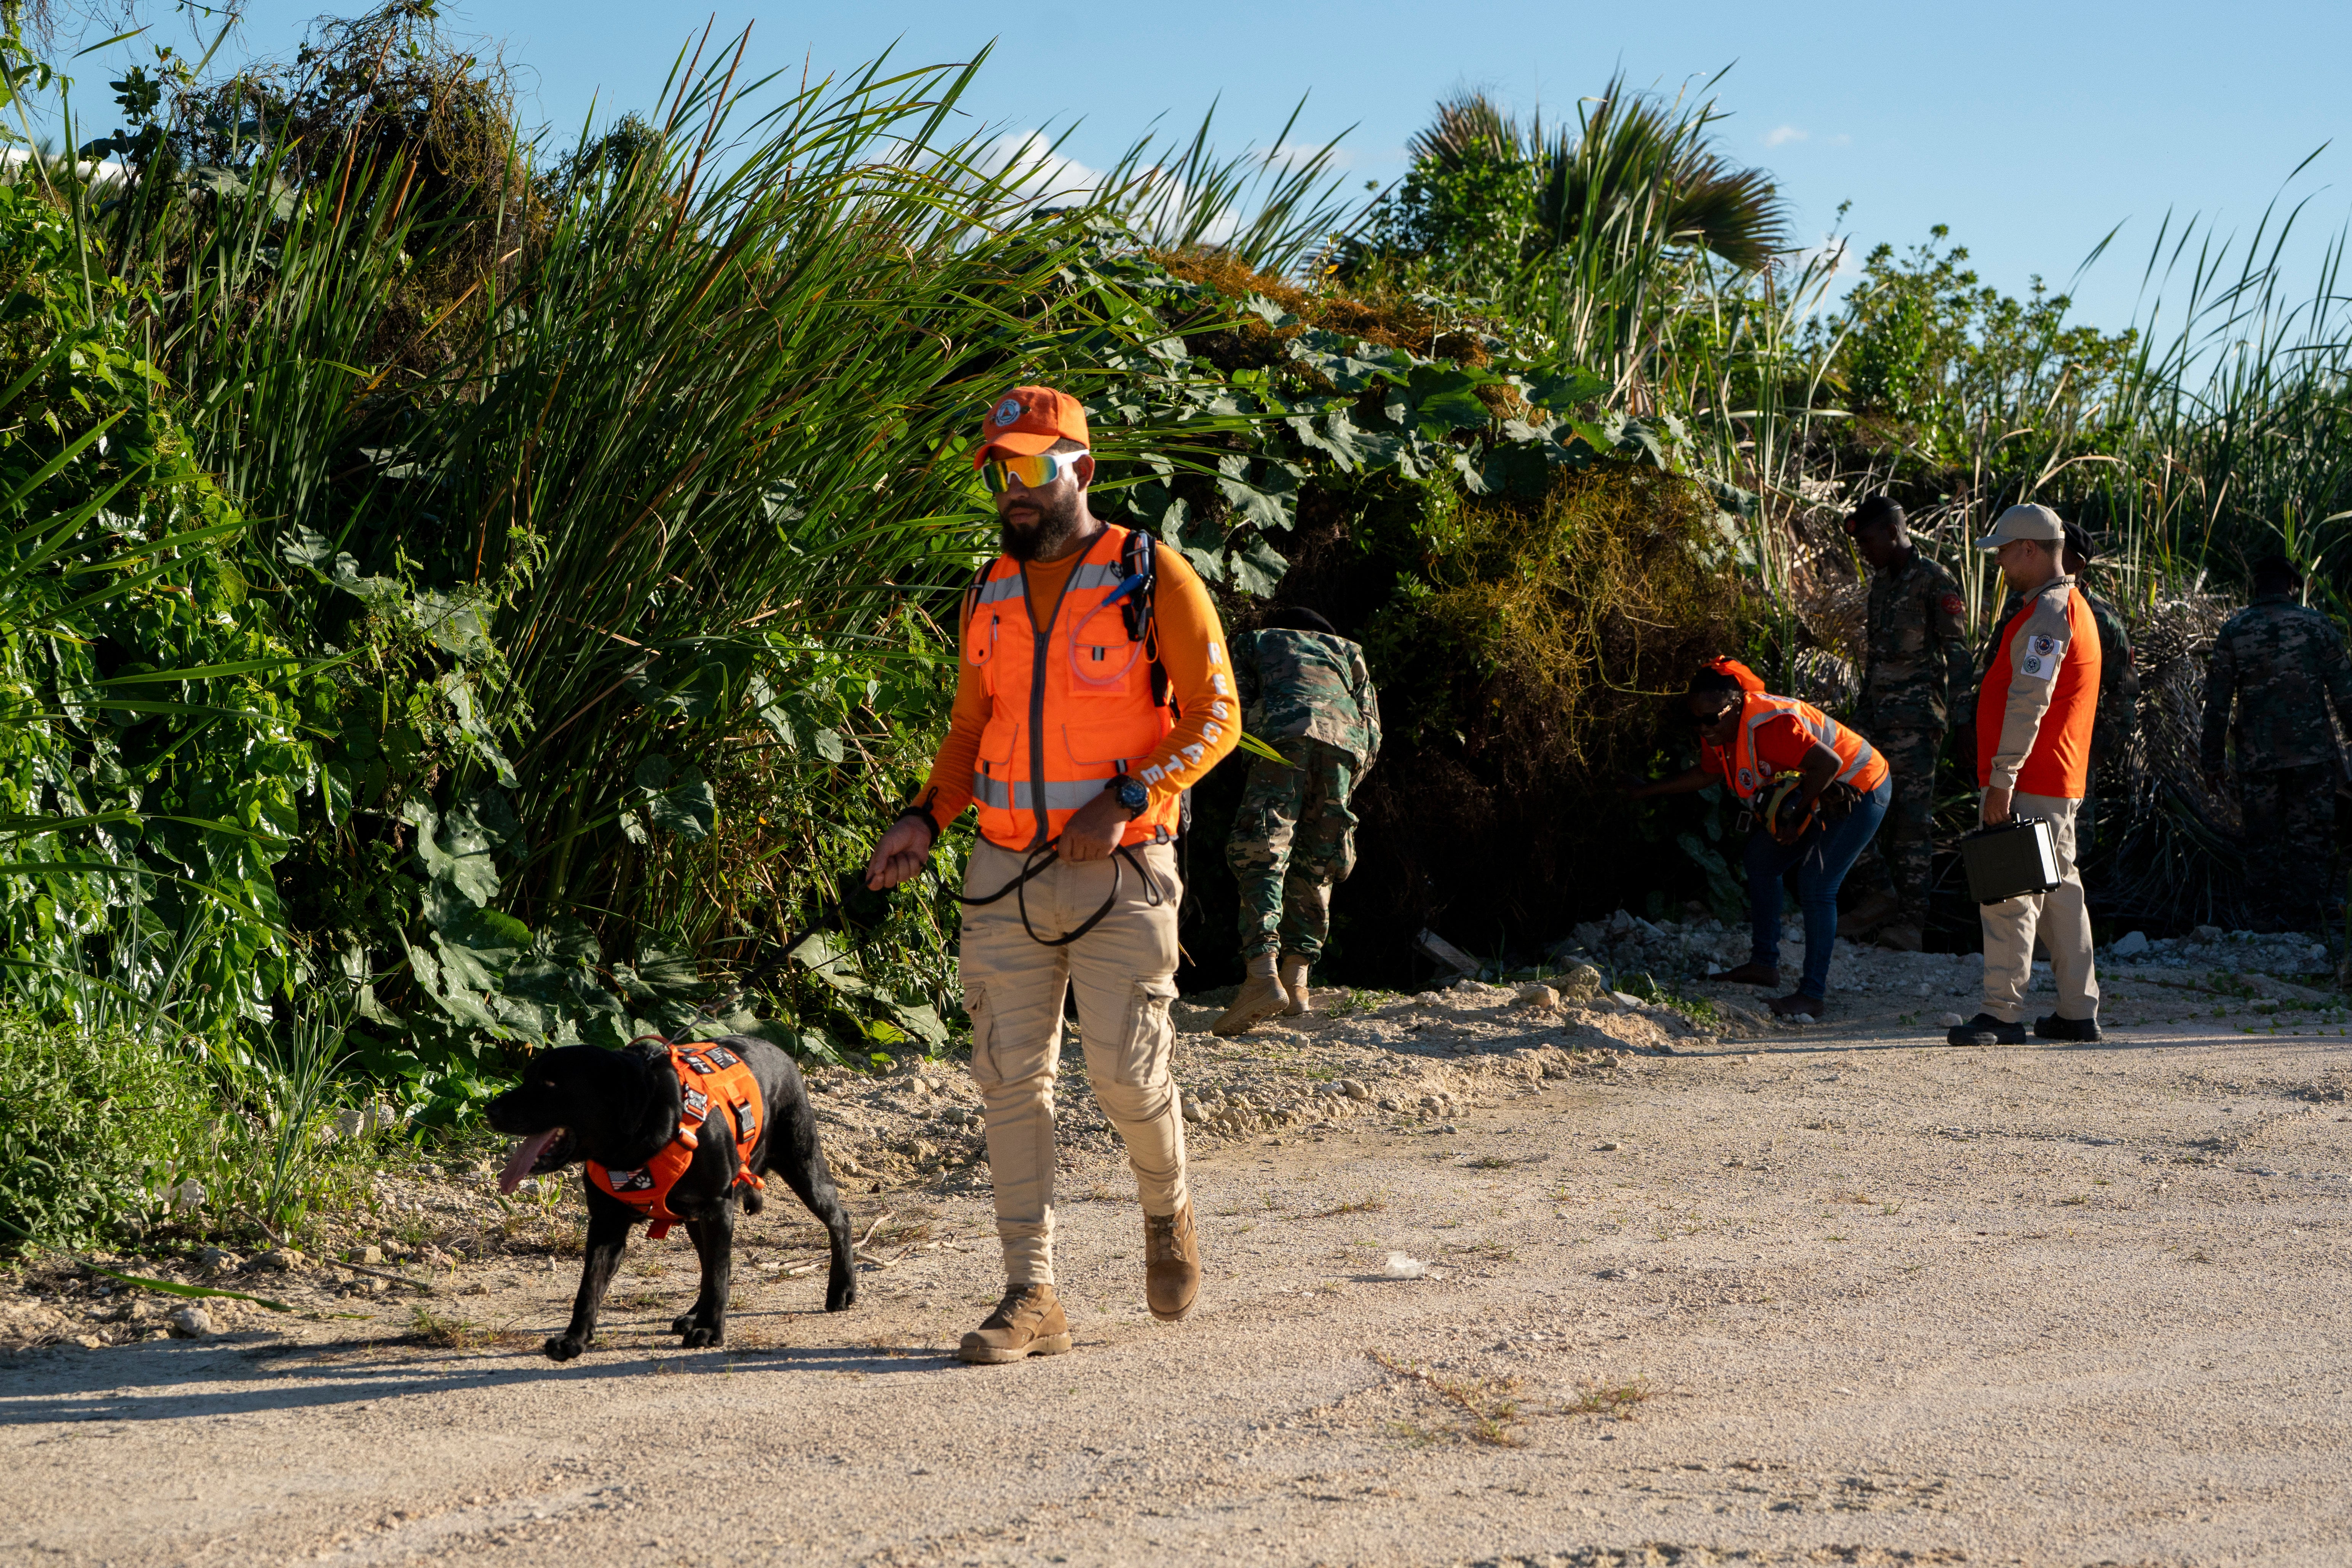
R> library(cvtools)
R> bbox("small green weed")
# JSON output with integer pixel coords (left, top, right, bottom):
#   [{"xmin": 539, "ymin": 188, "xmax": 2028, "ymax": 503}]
[{"xmin": 1372, "ymin": 1351, "xmax": 1527, "ymax": 1447}]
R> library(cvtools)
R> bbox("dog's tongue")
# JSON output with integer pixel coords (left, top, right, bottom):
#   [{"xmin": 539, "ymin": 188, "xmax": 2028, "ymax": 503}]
[{"xmin": 499, "ymin": 1130, "xmax": 561, "ymax": 1194}]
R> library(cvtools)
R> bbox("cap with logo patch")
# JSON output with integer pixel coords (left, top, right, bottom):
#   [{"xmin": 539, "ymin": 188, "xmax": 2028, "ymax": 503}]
[
  {"xmin": 1974, "ymin": 503, "xmax": 2065, "ymax": 551},
  {"xmin": 972, "ymin": 385, "xmax": 1090, "ymax": 467}
]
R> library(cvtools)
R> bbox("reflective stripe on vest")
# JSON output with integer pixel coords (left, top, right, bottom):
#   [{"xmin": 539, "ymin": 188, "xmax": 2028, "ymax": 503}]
[
  {"xmin": 960, "ymin": 524, "xmax": 1180, "ymax": 851},
  {"xmin": 587, "ymin": 1042, "xmax": 766, "ymax": 1239},
  {"xmin": 1724, "ymin": 692, "xmax": 1887, "ymax": 801}
]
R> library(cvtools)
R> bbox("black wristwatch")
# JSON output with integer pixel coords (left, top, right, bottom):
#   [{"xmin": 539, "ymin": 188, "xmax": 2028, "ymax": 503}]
[{"xmin": 1107, "ymin": 777, "xmax": 1149, "ymax": 819}]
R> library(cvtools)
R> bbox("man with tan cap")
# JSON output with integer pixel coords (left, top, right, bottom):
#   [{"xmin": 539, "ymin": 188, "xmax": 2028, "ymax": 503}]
[
  {"xmin": 1946, "ymin": 503, "xmax": 2103, "ymax": 1047},
  {"xmin": 865, "ymin": 385, "xmax": 1237, "ymax": 1362}
]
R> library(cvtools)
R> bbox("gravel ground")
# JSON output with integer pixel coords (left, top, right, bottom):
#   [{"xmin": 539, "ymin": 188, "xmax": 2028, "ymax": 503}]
[{"xmin": 5, "ymin": 958, "xmax": 2350, "ymax": 1566}]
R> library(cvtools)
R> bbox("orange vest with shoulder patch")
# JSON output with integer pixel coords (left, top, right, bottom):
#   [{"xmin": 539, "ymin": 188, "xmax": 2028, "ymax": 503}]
[
  {"xmin": 961, "ymin": 524, "xmax": 1183, "ymax": 850},
  {"xmin": 1978, "ymin": 584, "xmax": 2099, "ymax": 798},
  {"xmin": 587, "ymin": 1042, "xmax": 765, "ymax": 1239}
]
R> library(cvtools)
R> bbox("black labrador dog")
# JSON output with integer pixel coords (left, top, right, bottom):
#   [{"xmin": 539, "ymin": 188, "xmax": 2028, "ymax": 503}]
[{"xmin": 485, "ymin": 1035, "xmax": 855, "ymax": 1360}]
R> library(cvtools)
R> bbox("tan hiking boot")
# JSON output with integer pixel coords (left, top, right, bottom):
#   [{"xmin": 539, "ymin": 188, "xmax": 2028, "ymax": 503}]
[
  {"xmin": 1279, "ymin": 953, "xmax": 1311, "ymax": 1016},
  {"xmin": 1837, "ymin": 887, "xmax": 1900, "ymax": 939},
  {"xmin": 1213, "ymin": 955, "xmax": 1290, "ymax": 1036},
  {"xmin": 1874, "ymin": 921, "xmax": 1924, "ymax": 952},
  {"xmin": 1143, "ymin": 1202, "xmax": 1201, "ymax": 1322},
  {"xmin": 956, "ymin": 1284, "xmax": 1072, "ymax": 1365}
]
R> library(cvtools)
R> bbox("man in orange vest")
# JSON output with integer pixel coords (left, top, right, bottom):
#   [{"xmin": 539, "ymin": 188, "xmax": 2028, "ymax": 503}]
[
  {"xmin": 864, "ymin": 386, "xmax": 1238, "ymax": 1364},
  {"xmin": 1947, "ymin": 503, "xmax": 2103, "ymax": 1047}
]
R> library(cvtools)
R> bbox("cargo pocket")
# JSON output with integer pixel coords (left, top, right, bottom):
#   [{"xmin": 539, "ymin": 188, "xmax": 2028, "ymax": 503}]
[
  {"xmin": 963, "ymin": 980, "xmax": 1002, "ymax": 1089},
  {"xmin": 1110, "ymin": 976, "xmax": 1178, "ymax": 1090}
]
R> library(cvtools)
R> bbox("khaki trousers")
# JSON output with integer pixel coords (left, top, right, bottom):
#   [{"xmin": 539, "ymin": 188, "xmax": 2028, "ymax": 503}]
[
  {"xmin": 958, "ymin": 838, "xmax": 1188, "ymax": 1285},
  {"xmin": 1979, "ymin": 792, "xmax": 2101, "ymax": 1023}
]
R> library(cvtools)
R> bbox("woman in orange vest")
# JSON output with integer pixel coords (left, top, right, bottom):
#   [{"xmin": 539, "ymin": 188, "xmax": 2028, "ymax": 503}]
[{"xmin": 1623, "ymin": 658, "xmax": 1892, "ymax": 1017}]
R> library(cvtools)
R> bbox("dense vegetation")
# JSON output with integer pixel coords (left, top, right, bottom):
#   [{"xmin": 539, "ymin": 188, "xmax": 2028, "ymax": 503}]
[{"xmin": 5, "ymin": 5, "xmax": 2346, "ymax": 1250}]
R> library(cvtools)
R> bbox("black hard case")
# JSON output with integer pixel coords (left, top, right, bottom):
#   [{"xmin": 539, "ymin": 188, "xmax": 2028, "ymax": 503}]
[{"xmin": 1959, "ymin": 816, "xmax": 2061, "ymax": 904}]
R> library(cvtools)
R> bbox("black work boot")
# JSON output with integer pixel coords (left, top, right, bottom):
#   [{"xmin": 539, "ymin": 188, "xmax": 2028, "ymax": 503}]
[
  {"xmin": 957, "ymin": 1284, "xmax": 1072, "ymax": 1365},
  {"xmin": 1714, "ymin": 962, "xmax": 1781, "ymax": 988},
  {"xmin": 1143, "ymin": 1201, "xmax": 1201, "ymax": 1323},
  {"xmin": 2034, "ymin": 1013, "xmax": 2101, "ymax": 1042},
  {"xmin": 1946, "ymin": 1012, "xmax": 2027, "ymax": 1047}
]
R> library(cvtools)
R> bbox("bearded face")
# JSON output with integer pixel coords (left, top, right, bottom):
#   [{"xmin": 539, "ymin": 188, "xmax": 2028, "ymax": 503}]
[{"xmin": 996, "ymin": 468, "xmax": 1087, "ymax": 561}]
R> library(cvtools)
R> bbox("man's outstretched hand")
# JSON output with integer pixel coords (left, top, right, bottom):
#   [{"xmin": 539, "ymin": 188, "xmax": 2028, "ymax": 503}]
[{"xmin": 865, "ymin": 816, "xmax": 934, "ymax": 890}]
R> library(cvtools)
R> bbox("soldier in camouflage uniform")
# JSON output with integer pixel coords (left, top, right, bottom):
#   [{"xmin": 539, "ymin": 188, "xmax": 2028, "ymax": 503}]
[
  {"xmin": 1982, "ymin": 524, "xmax": 2140, "ymax": 851},
  {"xmin": 2199, "ymin": 555, "xmax": 2352, "ymax": 931},
  {"xmin": 1212, "ymin": 606, "xmax": 1381, "ymax": 1036},
  {"xmin": 1841, "ymin": 497, "xmax": 1975, "ymax": 951}
]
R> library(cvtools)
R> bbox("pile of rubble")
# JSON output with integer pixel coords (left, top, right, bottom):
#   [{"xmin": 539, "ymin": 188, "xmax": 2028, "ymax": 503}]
[{"xmin": 2103, "ymin": 925, "xmax": 2339, "ymax": 979}]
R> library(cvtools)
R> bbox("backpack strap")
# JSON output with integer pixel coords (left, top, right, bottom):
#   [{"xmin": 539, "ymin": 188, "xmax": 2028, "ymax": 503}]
[
  {"xmin": 1118, "ymin": 528, "xmax": 1172, "ymax": 711},
  {"xmin": 958, "ymin": 555, "xmax": 996, "ymax": 639}
]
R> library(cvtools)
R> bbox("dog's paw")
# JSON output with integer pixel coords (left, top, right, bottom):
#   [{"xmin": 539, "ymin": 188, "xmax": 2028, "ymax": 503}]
[
  {"xmin": 544, "ymin": 1335, "xmax": 585, "ymax": 1362},
  {"xmin": 826, "ymin": 1282, "xmax": 856, "ymax": 1313},
  {"xmin": 669, "ymin": 1313, "xmax": 696, "ymax": 1336},
  {"xmin": 741, "ymin": 1188, "xmax": 765, "ymax": 1216},
  {"xmin": 679, "ymin": 1323, "xmax": 723, "ymax": 1349}
]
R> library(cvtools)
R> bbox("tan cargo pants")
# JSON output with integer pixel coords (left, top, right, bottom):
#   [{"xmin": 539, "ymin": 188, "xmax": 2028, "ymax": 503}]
[
  {"xmin": 958, "ymin": 838, "xmax": 1188, "ymax": 1285},
  {"xmin": 1979, "ymin": 792, "xmax": 2101, "ymax": 1024}
]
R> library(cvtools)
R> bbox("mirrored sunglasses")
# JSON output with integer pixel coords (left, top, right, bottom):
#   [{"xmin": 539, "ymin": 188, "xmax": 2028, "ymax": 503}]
[{"xmin": 980, "ymin": 450, "xmax": 1087, "ymax": 494}]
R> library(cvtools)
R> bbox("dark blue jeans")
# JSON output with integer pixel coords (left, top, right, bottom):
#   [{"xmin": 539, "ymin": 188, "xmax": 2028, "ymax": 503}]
[{"xmin": 1744, "ymin": 777, "xmax": 1893, "ymax": 1001}]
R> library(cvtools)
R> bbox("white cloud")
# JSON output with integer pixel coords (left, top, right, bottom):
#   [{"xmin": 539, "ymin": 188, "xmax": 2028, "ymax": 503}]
[
  {"xmin": 973, "ymin": 131, "xmax": 1109, "ymax": 209},
  {"xmin": 1764, "ymin": 125, "xmax": 1808, "ymax": 148},
  {"xmin": 973, "ymin": 127, "xmax": 1249, "ymax": 247},
  {"xmin": 1269, "ymin": 141, "xmax": 1353, "ymax": 172}
]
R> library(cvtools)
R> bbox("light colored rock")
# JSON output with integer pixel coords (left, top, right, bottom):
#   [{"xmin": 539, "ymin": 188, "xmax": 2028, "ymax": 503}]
[
  {"xmin": 1556, "ymin": 964, "xmax": 1606, "ymax": 1002},
  {"xmin": 166, "ymin": 1306, "xmax": 212, "ymax": 1339},
  {"xmin": 2192, "ymin": 925, "xmax": 2223, "ymax": 943},
  {"xmin": 355, "ymin": 1245, "xmax": 383, "ymax": 1266},
  {"xmin": 1339, "ymin": 1079, "xmax": 1370, "ymax": 1100},
  {"xmin": 1512, "ymin": 984, "xmax": 1559, "ymax": 1010},
  {"xmin": 1609, "ymin": 990, "xmax": 1645, "ymax": 1009},
  {"xmin": 1595, "ymin": 1139, "xmax": 1621, "ymax": 1151},
  {"xmin": 2112, "ymin": 930, "xmax": 2150, "ymax": 958},
  {"xmin": 248, "ymin": 1249, "xmax": 299, "ymax": 1273},
  {"xmin": 1938, "ymin": 1012, "xmax": 1966, "ymax": 1028}
]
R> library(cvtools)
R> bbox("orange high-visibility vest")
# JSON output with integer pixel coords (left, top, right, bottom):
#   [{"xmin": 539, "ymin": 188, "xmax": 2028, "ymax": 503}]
[
  {"xmin": 960, "ymin": 524, "xmax": 1182, "ymax": 850},
  {"xmin": 1977, "ymin": 585, "xmax": 2099, "ymax": 798},
  {"xmin": 588, "ymin": 1042, "xmax": 765, "ymax": 1238},
  {"xmin": 1714, "ymin": 691, "xmax": 1889, "ymax": 803}
]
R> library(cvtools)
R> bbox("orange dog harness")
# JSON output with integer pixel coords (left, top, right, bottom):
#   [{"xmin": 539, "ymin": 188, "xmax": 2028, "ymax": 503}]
[{"xmin": 588, "ymin": 1041, "xmax": 766, "ymax": 1238}]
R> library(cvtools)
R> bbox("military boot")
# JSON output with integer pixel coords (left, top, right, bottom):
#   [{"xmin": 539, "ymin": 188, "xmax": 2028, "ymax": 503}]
[
  {"xmin": 1213, "ymin": 954, "xmax": 1290, "ymax": 1035},
  {"xmin": 1279, "ymin": 953, "xmax": 1311, "ymax": 1016},
  {"xmin": 957, "ymin": 1284, "xmax": 1072, "ymax": 1365},
  {"xmin": 1143, "ymin": 1201, "xmax": 1202, "ymax": 1322}
]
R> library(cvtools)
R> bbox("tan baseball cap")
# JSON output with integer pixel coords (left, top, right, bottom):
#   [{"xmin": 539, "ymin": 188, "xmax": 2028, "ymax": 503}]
[{"xmin": 1974, "ymin": 503, "xmax": 2065, "ymax": 551}]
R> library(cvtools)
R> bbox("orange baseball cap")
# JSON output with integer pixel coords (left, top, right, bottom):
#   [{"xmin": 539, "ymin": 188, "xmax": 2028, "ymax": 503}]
[{"xmin": 972, "ymin": 385, "xmax": 1089, "ymax": 468}]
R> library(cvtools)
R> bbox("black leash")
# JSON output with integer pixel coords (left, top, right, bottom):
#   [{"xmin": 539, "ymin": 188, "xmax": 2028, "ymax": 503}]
[{"xmin": 954, "ymin": 836, "xmax": 1165, "ymax": 947}]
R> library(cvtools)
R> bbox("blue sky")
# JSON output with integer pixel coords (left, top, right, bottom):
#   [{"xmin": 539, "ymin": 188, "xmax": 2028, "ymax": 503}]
[{"xmin": 51, "ymin": 0, "xmax": 2352, "ymax": 335}]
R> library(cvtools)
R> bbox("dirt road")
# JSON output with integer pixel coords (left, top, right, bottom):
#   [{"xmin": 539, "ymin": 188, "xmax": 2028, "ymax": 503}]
[{"xmin": 6, "ymin": 976, "xmax": 2350, "ymax": 1566}]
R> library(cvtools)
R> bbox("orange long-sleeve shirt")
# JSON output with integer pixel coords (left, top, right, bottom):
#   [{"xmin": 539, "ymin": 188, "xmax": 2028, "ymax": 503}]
[{"xmin": 907, "ymin": 533, "xmax": 1237, "ymax": 832}]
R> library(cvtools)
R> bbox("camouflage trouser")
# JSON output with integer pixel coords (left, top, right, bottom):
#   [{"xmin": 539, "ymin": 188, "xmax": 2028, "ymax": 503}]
[
  {"xmin": 2238, "ymin": 763, "xmax": 2340, "ymax": 930},
  {"xmin": 1850, "ymin": 727, "xmax": 1943, "ymax": 926},
  {"xmin": 1227, "ymin": 736, "xmax": 1359, "ymax": 963}
]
